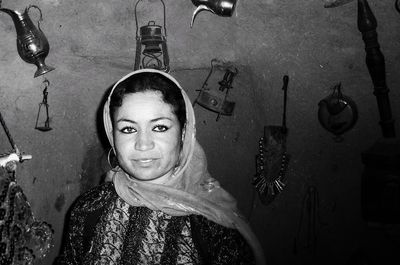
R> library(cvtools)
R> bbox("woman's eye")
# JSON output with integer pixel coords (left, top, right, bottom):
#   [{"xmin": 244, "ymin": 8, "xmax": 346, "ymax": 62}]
[
  {"xmin": 153, "ymin": 125, "xmax": 169, "ymax": 132},
  {"xmin": 120, "ymin": 126, "xmax": 136, "ymax": 134}
]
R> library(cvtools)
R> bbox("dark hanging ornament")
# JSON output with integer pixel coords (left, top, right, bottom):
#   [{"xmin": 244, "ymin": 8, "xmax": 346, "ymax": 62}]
[
  {"xmin": 253, "ymin": 75, "xmax": 291, "ymax": 205},
  {"xmin": 357, "ymin": 0, "xmax": 395, "ymax": 138},
  {"xmin": 318, "ymin": 83, "xmax": 358, "ymax": 142}
]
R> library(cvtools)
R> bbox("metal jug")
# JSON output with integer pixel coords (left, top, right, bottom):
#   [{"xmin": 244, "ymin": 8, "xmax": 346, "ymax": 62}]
[{"xmin": 0, "ymin": 5, "xmax": 55, "ymax": 77}]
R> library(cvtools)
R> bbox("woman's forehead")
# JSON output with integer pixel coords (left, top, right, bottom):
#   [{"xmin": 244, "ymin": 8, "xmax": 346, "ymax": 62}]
[
  {"xmin": 116, "ymin": 91, "xmax": 175, "ymax": 119},
  {"xmin": 121, "ymin": 90, "xmax": 164, "ymax": 103}
]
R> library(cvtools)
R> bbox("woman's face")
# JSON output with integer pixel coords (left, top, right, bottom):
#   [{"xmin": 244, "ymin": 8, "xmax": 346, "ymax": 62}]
[{"xmin": 113, "ymin": 90, "xmax": 182, "ymax": 183}]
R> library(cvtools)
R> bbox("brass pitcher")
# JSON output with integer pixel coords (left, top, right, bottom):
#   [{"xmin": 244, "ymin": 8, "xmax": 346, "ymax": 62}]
[
  {"xmin": 190, "ymin": 0, "xmax": 237, "ymax": 27},
  {"xmin": 0, "ymin": 5, "xmax": 55, "ymax": 77}
]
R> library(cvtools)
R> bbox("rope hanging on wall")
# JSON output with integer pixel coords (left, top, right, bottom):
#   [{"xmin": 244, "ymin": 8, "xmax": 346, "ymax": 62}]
[{"xmin": 0, "ymin": 111, "xmax": 17, "ymax": 152}]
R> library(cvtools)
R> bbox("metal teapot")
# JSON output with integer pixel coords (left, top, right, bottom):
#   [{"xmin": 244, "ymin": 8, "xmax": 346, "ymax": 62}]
[
  {"xmin": 190, "ymin": 0, "xmax": 237, "ymax": 27},
  {"xmin": 0, "ymin": 5, "xmax": 55, "ymax": 77},
  {"xmin": 318, "ymin": 83, "xmax": 358, "ymax": 141}
]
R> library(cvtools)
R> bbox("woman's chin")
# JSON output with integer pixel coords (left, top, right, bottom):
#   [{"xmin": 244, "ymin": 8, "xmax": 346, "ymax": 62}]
[{"xmin": 127, "ymin": 170, "xmax": 173, "ymax": 184}]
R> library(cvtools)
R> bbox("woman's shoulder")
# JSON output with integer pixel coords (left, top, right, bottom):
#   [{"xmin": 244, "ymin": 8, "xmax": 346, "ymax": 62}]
[
  {"xmin": 189, "ymin": 215, "xmax": 256, "ymax": 264},
  {"xmin": 190, "ymin": 215, "xmax": 247, "ymax": 241},
  {"xmin": 70, "ymin": 181, "xmax": 117, "ymax": 214},
  {"xmin": 189, "ymin": 214, "xmax": 238, "ymax": 235}
]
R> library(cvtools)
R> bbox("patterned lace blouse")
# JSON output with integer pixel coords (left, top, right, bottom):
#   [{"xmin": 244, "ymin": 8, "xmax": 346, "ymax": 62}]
[{"xmin": 55, "ymin": 182, "xmax": 255, "ymax": 265}]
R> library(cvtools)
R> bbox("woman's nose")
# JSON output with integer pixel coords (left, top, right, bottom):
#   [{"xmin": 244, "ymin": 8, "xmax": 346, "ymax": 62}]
[{"xmin": 135, "ymin": 131, "xmax": 154, "ymax": 151}]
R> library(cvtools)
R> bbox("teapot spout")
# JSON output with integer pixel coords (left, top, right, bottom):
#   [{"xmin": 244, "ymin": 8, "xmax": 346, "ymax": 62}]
[
  {"xmin": 0, "ymin": 8, "xmax": 23, "ymax": 32},
  {"xmin": 190, "ymin": 0, "xmax": 237, "ymax": 28},
  {"xmin": 190, "ymin": 5, "xmax": 214, "ymax": 28},
  {"xmin": 0, "ymin": 8, "xmax": 20, "ymax": 18}
]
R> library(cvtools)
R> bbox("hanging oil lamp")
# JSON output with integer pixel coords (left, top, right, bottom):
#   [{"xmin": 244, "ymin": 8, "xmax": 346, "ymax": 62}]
[
  {"xmin": 193, "ymin": 58, "xmax": 238, "ymax": 121},
  {"xmin": 35, "ymin": 79, "xmax": 52, "ymax": 131},
  {"xmin": 318, "ymin": 82, "xmax": 358, "ymax": 142},
  {"xmin": 133, "ymin": 0, "xmax": 169, "ymax": 72}
]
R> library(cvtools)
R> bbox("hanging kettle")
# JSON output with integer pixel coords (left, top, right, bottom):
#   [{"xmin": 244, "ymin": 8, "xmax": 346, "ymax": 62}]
[{"xmin": 318, "ymin": 83, "xmax": 358, "ymax": 141}]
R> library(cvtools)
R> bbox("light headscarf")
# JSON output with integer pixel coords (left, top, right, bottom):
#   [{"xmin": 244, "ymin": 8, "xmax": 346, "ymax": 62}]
[{"xmin": 103, "ymin": 69, "xmax": 266, "ymax": 264}]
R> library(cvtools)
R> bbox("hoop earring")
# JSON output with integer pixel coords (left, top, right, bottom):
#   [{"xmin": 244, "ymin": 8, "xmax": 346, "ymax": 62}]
[
  {"xmin": 181, "ymin": 123, "xmax": 186, "ymax": 144},
  {"xmin": 107, "ymin": 148, "xmax": 119, "ymax": 170}
]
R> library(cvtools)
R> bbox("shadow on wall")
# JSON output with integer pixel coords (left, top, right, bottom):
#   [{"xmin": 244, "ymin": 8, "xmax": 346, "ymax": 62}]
[
  {"xmin": 53, "ymin": 82, "xmax": 115, "ymax": 263},
  {"xmin": 80, "ymin": 83, "xmax": 115, "ymax": 193}
]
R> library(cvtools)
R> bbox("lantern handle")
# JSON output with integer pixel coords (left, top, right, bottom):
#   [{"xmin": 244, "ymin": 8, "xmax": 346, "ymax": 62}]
[{"xmin": 134, "ymin": 0, "xmax": 167, "ymax": 39}]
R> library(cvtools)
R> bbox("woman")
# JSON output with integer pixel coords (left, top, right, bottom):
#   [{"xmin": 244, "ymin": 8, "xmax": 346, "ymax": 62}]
[{"xmin": 56, "ymin": 69, "xmax": 266, "ymax": 265}]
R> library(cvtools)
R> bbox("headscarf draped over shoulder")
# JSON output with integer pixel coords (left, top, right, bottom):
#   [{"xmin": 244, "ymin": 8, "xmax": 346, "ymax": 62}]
[{"xmin": 103, "ymin": 69, "xmax": 266, "ymax": 265}]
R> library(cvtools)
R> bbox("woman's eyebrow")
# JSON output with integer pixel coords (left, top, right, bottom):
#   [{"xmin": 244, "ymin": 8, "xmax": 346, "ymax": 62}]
[
  {"xmin": 116, "ymin": 118, "xmax": 136, "ymax": 123},
  {"xmin": 116, "ymin": 117, "xmax": 173, "ymax": 123},
  {"xmin": 150, "ymin": 117, "xmax": 173, "ymax": 123}
]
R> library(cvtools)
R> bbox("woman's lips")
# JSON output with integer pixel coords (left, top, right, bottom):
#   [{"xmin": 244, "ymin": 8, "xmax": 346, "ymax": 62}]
[
  {"xmin": 134, "ymin": 158, "xmax": 157, "ymax": 166},
  {"xmin": 139, "ymin": 159, "xmax": 152, "ymax": 163}
]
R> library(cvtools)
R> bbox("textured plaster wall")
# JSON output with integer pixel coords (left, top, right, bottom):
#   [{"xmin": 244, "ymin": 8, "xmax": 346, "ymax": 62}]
[{"xmin": 1, "ymin": 0, "xmax": 399, "ymax": 264}]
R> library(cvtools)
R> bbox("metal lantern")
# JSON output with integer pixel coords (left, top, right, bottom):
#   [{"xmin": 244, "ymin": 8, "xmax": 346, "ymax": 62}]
[
  {"xmin": 134, "ymin": 0, "xmax": 169, "ymax": 72},
  {"xmin": 318, "ymin": 83, "xmax": 358, "ymax": 142}
]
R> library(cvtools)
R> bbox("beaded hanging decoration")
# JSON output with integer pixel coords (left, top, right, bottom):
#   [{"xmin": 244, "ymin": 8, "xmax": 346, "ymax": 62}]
[
  {"xmin": 252, "ymin": 75, "xmax": 290, "ymax": 205},
  {"xmin": 253, "ymin": 136, "xmax": 290, "ymax": 205}
]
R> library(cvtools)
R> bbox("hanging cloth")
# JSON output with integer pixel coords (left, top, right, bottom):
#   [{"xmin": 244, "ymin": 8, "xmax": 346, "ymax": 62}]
[{"xmin": 0, "ymin": 110, "xmax": 53, "ymax": 265}]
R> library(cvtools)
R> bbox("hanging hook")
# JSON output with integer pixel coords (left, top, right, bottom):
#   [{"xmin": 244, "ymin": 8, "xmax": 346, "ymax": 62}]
[
  {"xmin": 35, "ymin": 78, "xmax": 52, "ymax": 131},
  {"xmin": 42, "ymin": 77, "xmax": 50, "ymax": 89}
]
